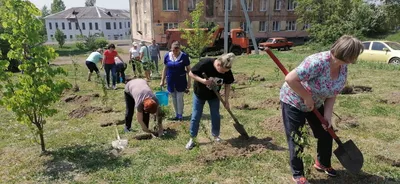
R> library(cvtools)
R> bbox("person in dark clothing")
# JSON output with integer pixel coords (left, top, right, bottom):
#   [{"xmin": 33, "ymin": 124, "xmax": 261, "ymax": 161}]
[
  {"xmin": 115, "ymin": 57, "xmax": 127, "ymax": 84},
  {"xmin": 185, "ymin": 53, "xmax": 236, "ymax": 150}
]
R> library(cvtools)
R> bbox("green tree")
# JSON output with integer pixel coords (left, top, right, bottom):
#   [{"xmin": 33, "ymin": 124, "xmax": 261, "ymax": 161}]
[
  {"xmin": 85, "ymin": 0, "xmax": 96, "ymax": 6},
  {"xmin": 39, "ymin": 5, "xmax": 50, "ymax": 43},
  {"xmin": 41, "ymin": 5, "xmax": 50, "ymax": 17},
  {"xmin": 51, "ymin": 0, "xmax": 66, "ymax": 14},
  {"xmin": 180, "ymin": 1, "xmax": 216, "ymax": 60},
  {"xmin": 55, "ymin": 28, "xmax": 65, "ymax": 48},
  {"xmin": 0, "ymin": 0, "xmax": 71, "ymax": 153}
]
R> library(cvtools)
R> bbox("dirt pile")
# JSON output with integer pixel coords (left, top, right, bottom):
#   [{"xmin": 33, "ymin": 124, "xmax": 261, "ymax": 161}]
[
  {"xmin": 234, "ymin": 73, "xmax": 266, "ymax": 85},
  {"xmin": 261, "ymin": 115, "xmax": 284, "ymax": 132},
  {"xmin": 341, "ymin": 85, "xmax": 372, "ymax": 95},
  {"xmin": 63, "ymin": 93, "xmax": 100, "ymax": 103},
  {"xmin": 375, "ymin": 155, "xmax": 400, "ymax": 167},
  {"xmin": 198, "ymin": 136, "xmax": 285, "ymax": 163},
  {"xmin": 334, "ymin": 115, "xmax": 359, "ymax": 129},
  {"xmin": 378, "ymin": 92, "xmax": 400, "ymax": 104},
  {"xmin": 100, "ymin": 119, "xmax": 125, "ymax": 127},
  {"xmin": 69, "ymin": 105, "xmax": 113, "ymax": 118},
  {"xmin": 234, "ymin": 103, "xmax": 258, "ymax": 110},
  {"xmin": 258, "ymin": 98, "xmax": 280, "ymax": 110}
]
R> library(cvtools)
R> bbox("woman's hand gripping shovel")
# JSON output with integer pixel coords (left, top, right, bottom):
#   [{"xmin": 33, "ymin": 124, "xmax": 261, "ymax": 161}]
[
  {"xmin": 202, "ymin": 73, "xmax": 250, "ymax": 139},
  {"xmin": 264, "ymin": 48, "xmax": 363, "ymax": 174}
]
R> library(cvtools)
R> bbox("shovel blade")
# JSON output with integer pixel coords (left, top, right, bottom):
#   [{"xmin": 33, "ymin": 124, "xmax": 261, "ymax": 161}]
[
  {"xmin": 112, "ymin": 139, "xmax": 128, "ymax": 150},
  {"xmin": 233, "ymin": 122, "xmax": 249, "ymax": 139},
  {"xmin": 334, "ymin": 140, "xmax": 363, "ymax": 174}
]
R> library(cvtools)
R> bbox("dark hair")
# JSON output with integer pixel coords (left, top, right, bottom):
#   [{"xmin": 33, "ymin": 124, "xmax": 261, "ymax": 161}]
[{"xmin": 107, "ymin": 44, "xmax": 116, "ymax": 49}]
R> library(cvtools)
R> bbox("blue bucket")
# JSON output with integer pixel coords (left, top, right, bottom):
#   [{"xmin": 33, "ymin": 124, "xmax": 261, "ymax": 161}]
[{"xmin": 155, "ymin": 90, "xmax": 169, "ymax": 106}]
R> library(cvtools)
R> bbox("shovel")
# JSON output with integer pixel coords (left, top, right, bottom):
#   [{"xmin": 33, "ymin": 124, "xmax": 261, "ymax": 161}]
[
  {"xmin": 265, "ymin": 48, "xmax": 363, "ymax": 174},
  {"xmin": 202, "ymin": 73, "xmax": 250, "ymax": 139},
  {"xmin": 111, "ymin": 124, "xmax": 128, "ymax": 150}
]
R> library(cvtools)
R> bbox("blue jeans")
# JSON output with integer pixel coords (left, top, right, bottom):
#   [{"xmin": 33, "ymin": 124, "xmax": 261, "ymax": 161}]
[
  {"xmin": 189, "ymin": 94, "xmax": 221, "ymax": 137},
  {"xmin": 104, "ymin": 64, "xmax": 116, "ymax": 86}
]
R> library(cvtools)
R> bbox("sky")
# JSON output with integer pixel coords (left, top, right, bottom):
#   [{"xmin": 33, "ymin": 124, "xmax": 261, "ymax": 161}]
[{"xmin": 29, "ymin": 0, "xmax": 130, "ymax": 11}]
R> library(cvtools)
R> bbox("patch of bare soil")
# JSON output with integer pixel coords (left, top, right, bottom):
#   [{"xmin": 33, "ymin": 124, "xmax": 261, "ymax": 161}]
[
  {"xmin": 234, "ymin": 73, "xmax": 266, "ymax": 86},
  {"xmin": 378, "ymin": 92, "xmax": 400, "ymax": 104},
  {"xmin": 234, "ymin": 103, "xmax": 258, "ymax": 110},
  {"xmin": 198, "ymin": 136, "xmax": 285, "ymax": 163},
  {"xmin": 100, "ymin": 119, "xmax": 125, "ymax": 127},
  {"xmin": 68, "ymin": 105, "xmax": 113, "ymax": 118},
  {"xmin": 341, "ymin": 85, "xmax": 372, "ymax": 95},
  {"xmin": 261, "ymin": 115, "xmax": 284, "ymax": 132},
  {"xmin": 375, "ymin": 155, "xmax": 400, "ymax": 167},
  {"xmin": 334, "ymin": 115, "xmax": 359, "ymax": 129},
  {"xmin": 63, "ymin": 93, "xmax": 100, "ymax": 103},
  {"xmin": 258, "ymin": 98, "xmax": 280, "ymax": 110},
  {"xmin": 132, "ymin": 128, "xmax": 178, "ymax": 140}
]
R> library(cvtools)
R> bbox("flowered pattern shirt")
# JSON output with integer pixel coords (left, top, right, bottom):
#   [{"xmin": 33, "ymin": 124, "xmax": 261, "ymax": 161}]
[{"xmin": 280, "ymin": 51, "xmax": 348, "ymax": 112}]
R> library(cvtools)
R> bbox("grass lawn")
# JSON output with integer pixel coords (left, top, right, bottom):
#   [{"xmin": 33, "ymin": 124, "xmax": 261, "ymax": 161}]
[{"xmin": 0, "ymin": 47, "xmax": 399, "ymax": 184}]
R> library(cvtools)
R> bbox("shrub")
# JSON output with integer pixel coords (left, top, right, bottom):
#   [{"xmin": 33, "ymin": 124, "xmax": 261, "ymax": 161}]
[
  {"xmin": 94, "ymin": 37, "xmax": 108, "ymax": 49},
  {"xmin": 76, "ymin": 42, "xmax": 85, "ymax": 50}
]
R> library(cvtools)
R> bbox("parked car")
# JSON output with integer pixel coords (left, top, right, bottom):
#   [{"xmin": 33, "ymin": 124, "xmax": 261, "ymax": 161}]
[
  {"xmin": 358, "ymin": 41, "xmax": 400, "ymax": 64},
  {"xmin": 258, "ymin": 37, "xmax": 294, "ymax": 51}
]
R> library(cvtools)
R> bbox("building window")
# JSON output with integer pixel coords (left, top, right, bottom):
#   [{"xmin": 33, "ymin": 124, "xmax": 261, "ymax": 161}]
[
  {"xmin": 75, "ymin": 22, "xmax": 79, "ymax": 30},
  {"xmin": 240, "ymin": 22, "xmax": 248, "ymax": 32},
  {"xmin": 163, "ymin": 22, "xmax": 179, "ymax": 32},
  {"xmin": 49, "ymin": 22, "xmax": 52, "ymax": 30},
  {"xmin": 243, "ymin": 0, "xmax": 253, "ymax": 11},
  {"xmin": 163, "ymin": 0, "xmax": 179, "ymax": 11},
  {"xmin": 70, "ymin": 35, "xmax": 73, "ymax": 39},
  {"xmin": 55, "ymin": 22, "xmax": 58, "ymax": 29},
  {"xmin": 144, "ymin": 23, "xmax": 147, "ymax": 35},
  {"xmin": 286, "ymin": 20, "xmax": 296, "ymax": 31},
  {"xmin": 259, "ymin": 21, "xmax": 267, "ymax": 32},
  {"xmin": 82, "ymin": 23, "xmax": 86, "ymax": 30},
  {"xmin": 124, "ymin": 22, "xmax": 127, "ymax": 28},
  {"xmin": 188, "ymin": 0, "xmax": 196, "ymax": 10},
  {"xmin": 68, "ymin": 22, "xmax": 72, "ymax": 30},
  {"xmin": 260, "ymin": 0, "xmax": 268, "ymax": 11},
  {"xmin": 128, "ymin": 22, "xmax": 131, "ymax": 28},
  {"xmin": 89, "ymin": 22, "xmax": 93, "ymax": 30},
  {"xmin": 50, "ymin": 35, "xmax": 53, "ymax": 38},
  {"xmin": 106, "ymin": 22, "xmax": 111, "ymax": 30},
  {"xmin": 302, "ymin": 23, "xmax": 310, "ymax": 30},
  {"xmin": 95, "ymin": 22, "xmax": 99, "ymax": 30},
  {"xmin": 274, "ymin": 0, "xmax": 282, "ymax": 10},
  {"xmin": 119, "ymin": 22, "xmax": 122, "ymax": 29},
  {"xmin": 113, "ymin": 22, "xmax": 116, "ymax": 29},
  {"xmin": 224, "ymin": 0, "xmax": 232, "ymax": 11},
  {"xmin": 61, "ymin": 22, "xmax": 65, "ymax": 30},
  {"xmin": 288, "ymin": 0, "xmax": 297, "ymax": 11},
  {"xmin": 273, "ymin": 21, "xmax": 280, "ymax": 31},
  {"xmin": 64, "ymin": 35, "xmax": 66, "ymax": 38}
]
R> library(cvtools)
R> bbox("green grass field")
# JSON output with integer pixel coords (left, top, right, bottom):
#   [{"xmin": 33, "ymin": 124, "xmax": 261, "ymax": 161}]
[{"xmin": 0, "ymin": 47, "xmax": 399, "ymax": 184}]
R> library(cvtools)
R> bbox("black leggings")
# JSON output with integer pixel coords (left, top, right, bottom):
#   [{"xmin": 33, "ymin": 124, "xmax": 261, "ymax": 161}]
[{"xmin": 125, "ymin": 92, "xmax": 150, "ymax": 130}]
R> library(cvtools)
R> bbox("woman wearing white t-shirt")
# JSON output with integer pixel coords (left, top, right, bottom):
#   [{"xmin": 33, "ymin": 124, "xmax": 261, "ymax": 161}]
[{"xmin": 129, "ymin": 42, "xmax": 140, "ymax": 77}]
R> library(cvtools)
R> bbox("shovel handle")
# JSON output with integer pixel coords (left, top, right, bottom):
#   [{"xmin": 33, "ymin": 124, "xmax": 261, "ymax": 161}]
[{"xmin": 265, "ymin": 48, "xmax": 339, "ymax": 140}]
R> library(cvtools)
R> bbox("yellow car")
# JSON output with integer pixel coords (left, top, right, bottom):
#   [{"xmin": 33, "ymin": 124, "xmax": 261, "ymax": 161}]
[{"xmin": 358, "ymin": 41, "xmax": 400, "ymax": 64}]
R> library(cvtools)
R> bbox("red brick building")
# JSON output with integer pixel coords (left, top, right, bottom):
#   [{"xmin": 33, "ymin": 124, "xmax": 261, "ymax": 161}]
[{"xmin": 130, "ymin": 0, "xmax": 309, "ymax": 43}]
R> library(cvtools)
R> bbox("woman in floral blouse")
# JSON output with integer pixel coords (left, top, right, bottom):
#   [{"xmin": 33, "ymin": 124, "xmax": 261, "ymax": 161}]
[{"xmin": 280, "ymin": 35, "xmax": 363, "ymax": 184}]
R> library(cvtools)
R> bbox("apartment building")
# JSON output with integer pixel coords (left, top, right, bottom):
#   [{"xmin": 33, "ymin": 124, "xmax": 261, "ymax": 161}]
[
  {"xmin": 130, "ymin": 0, "xmax": 308, "ymax": 43},
  {"xmin": 45, "ymin": 6, "xmax": 131, "ymax": 42}
]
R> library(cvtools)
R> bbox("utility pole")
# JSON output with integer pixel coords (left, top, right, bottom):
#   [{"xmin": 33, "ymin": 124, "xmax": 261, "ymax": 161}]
[
  {"xmin": 239, "ymin": 0, "xmax": 259, "ymax": 54},
  {"xmin": 224, "ymin": 0, "xmax": 229, "ymax": 54}
]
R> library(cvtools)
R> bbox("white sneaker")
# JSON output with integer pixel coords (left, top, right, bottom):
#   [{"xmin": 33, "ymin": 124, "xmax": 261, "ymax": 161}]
[
  {"xmin": 112, "ymin": 85, "xmax": 117, "ymax": 90},
  {"xmin": 185, "ymin": 138, "xmax": 196, "ymax": 150},
  {"xmin": 214, "ymin": 136, "xmax": 222, "ymax": 142}
]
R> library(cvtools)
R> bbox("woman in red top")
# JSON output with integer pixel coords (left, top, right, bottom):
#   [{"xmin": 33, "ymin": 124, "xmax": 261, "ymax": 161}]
[{"xmin": 102, "ymin": 44, "xmax": 124, "ymax": 90}]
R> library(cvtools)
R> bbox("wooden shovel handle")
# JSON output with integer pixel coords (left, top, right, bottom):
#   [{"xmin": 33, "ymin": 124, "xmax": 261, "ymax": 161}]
[{"xmin": 265, "ymin": 48, "xmax": 339, "ymax": 140}]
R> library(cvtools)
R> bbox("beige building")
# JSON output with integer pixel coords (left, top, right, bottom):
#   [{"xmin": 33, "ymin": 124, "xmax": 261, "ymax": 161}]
[{"xmin": 130, "ymin": 0, "xmax": 308, "ymax": 43}]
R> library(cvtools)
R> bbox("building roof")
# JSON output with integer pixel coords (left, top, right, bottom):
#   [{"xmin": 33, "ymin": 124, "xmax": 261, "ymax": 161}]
[{"xmin": 45, "ymin": 6, "xmax": 130, "ymax": 20}]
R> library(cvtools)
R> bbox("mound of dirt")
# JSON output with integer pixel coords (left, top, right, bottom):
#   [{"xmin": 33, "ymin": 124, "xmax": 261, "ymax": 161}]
[
  {"xmin": 63, "ymin": 93, "xmax": 100, "ymax": 103},
  {"xmin": 341, "ymin": 85, "xmax": 372, "ymax": 95},
  {"xmin": 198, "ymin": 136, "xmax": 284, "ymax": 163},
  {"xmin": 68, "ymin": 105, "xmax": 113, "ymax": 118},
  {"xmin": 375, "ymin": 155, "xmax": 400, "ymax": 167},
  {"xmin": 378, "ymin": 92, "xmax": 400, "ymax": 104},
  {"xmin": 100, "ymin": 119, "xmax": 125, "ymax": 127},
  {"xmin": 261, "ymin": 115, "xmax": 283, "ymax": 132},
  {"xmin": 234, "ymin": 103, "xmax": 258, "ymax": 110},
  {"xmin": 234, "ymin": 73, "xmax": 266, "ymax": 86},
  {"xmin": 334, "ymin": 115, "xmax": 359, "ymax": 129},
  {"xmin": 258, "ymin": 98, "xmax": 280, "ymax": 110}
]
